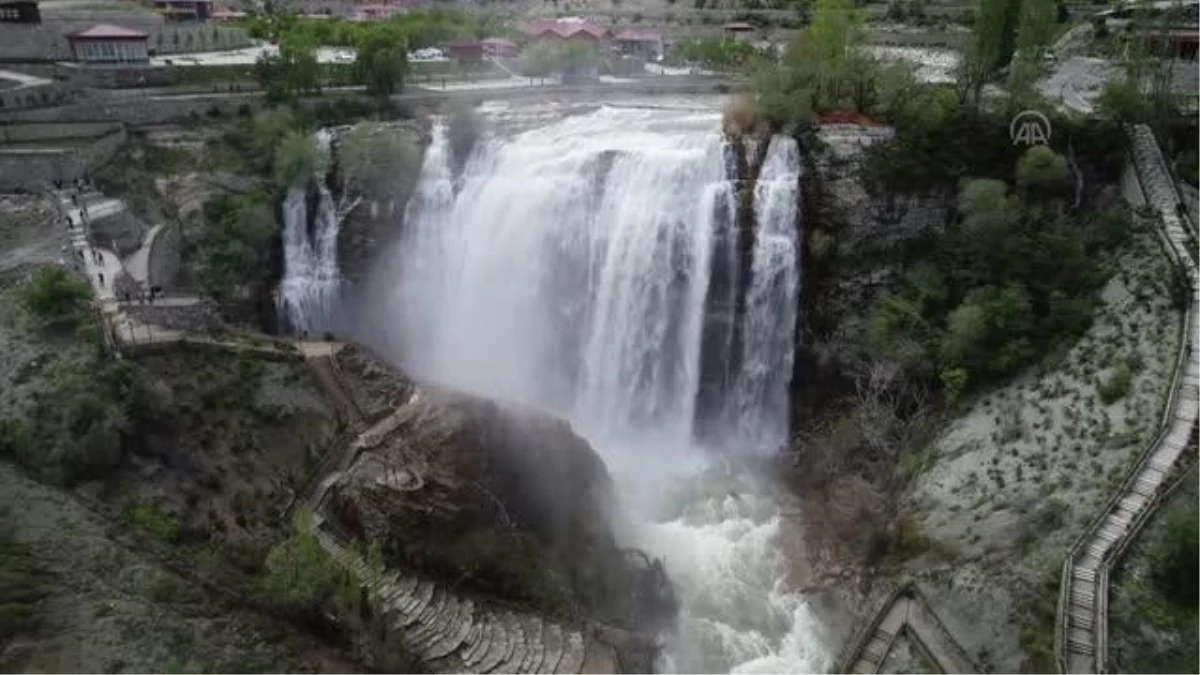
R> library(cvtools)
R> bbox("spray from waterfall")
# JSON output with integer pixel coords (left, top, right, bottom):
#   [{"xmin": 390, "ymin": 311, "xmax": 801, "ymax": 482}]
[
  {"xmin": 277, "ymin": 129, "xmax": 341, "ymax": 334},
  {"xmin": 366, "ymin": 104, "xmax": 826, "ymax": 673}
]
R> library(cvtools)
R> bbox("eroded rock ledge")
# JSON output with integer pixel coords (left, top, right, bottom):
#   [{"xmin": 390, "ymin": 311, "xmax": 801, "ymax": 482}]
[{"xmin": 310, "ymin": 344, "xmax": 673, "ymax": 672}]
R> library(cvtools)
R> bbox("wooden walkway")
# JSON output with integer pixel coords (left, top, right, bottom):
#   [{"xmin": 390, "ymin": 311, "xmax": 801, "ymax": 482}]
[
  {"xmin": 837, "ymin": 584, "xmax": 977, "ymax": 674},
  {"xmin": 1054, "ymin": 125, "xmax": 1200, "ymax": 674},
  {"xmin": 316, "ymin": 529, "xmax": 621, "ymax": 674}
]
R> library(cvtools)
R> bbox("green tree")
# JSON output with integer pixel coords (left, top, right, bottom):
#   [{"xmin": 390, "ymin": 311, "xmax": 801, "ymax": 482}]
[
  {"xmin": 807, "ymin": 0, "xmax": 860, "ymax": 79},
  {"xmin": 1015, "ymin": 145, "xmax": 1068, "ymax": 199},
  {"xmin": 258, "ymin": 31, "xmax": 320, "ymax": 103},
  {"xmin": 273, "ymin": 130, "xmax": 316, "ymax": 186},
  {"xmin": 262, "ymin": 510, "xmax": 338, "ymax": 618},
  {"xmin": 1008, "ymin": 0, "xmax": 1058, "ymax": 100},
  {"xmin": 355, "ymin": 25, "xmax": 408, "ymax": 98},
  {"xmin": 339, "ymin": 121, "xmax": 423, "ymax": 201},
  {"xmin": 199, "ymin": 191, "xmax": 278, "ymax": 300},
  {"xmin": 21, "ymin": 267, "xmax": 91, "ymax": 324},
  {"xmin": 961, "ymin": 0, "xmax": 1022, "ymax": 106}
]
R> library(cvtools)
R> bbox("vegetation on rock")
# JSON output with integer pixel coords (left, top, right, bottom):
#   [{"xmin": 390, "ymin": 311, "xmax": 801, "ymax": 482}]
[
  {"xmin": 867, "ymin": 149, "xmax": 1132, "ymax": 396},
  {"xmin": 262, "ymin": 511, "xmax": 338, "ymax": 620},
  {"xmin": 199, "ymin": 190, "xmax": 278, "ymax": 302},
  {"xmin": 20, "ymin": 267, "xmax": 92, "ymax": 328},
  {"xmin": 0, "ymin": 508, "xmax": 49, "ymax": 644}
]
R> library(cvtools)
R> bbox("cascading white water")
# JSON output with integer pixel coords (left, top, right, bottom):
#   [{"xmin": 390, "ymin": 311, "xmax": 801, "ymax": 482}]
[
  {"xmin": 277, "ymin": 129, "xmax": 341, "ymax": 333},
  {"xmin": 728, "ymin": 136, "xmax": 802, "ymax": 452},
  {"xmin": 386, "ymin": 104, "xmax": 827, "ymax": 673}
]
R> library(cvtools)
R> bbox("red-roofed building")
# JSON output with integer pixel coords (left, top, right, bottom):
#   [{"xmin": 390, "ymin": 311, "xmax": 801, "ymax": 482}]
[
  {"xmin": 481, "ymin": 37, "xmax": 519, "ymax": 58},
  {"xmin": 520, "ymin": 18, "xmax": 609, "ymax": 44},
  {"xmin": 614, "ymin": 28, "xmax": 663, "ymax": 60},
  {"xmin": 66, "ymin": 24, "xmax": 150, "ymax": 63},
  {"xmin": 446, "ymin": 39, "xmax": 483, "ymax": 63}
]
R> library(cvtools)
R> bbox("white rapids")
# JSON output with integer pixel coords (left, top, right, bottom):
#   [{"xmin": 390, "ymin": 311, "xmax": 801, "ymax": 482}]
[{"xmin": 375, "ymin": 103, "xmax": 827, "ymax": 673}]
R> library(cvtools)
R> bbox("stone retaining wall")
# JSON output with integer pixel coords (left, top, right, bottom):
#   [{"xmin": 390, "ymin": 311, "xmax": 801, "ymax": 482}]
[
  {"xmin": 0, "ymin": 126, "xmax": 125, "ymax": 191},
  {"xmin": 0, "ymin": 79, "xmax": 68, "ymax": 110},
  {"xmin": 0, "ymin": 121, "xmax": 117, "ymax": 143},
  {"xmin": 147, "ymin": 221, "xmax": 181, "ymax": 291},
  {"xmin": 0, "ymin": 22, "xmax": 250, "ymax": 61},
  {"xmin": 0, "ymin": 90, "xmax": 263, "ymax": 124}
]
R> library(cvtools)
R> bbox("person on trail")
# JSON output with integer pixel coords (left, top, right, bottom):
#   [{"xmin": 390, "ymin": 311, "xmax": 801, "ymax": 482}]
[{"xmin": 97, "ymin": 272, "xmax": 105, "ymax": 286}]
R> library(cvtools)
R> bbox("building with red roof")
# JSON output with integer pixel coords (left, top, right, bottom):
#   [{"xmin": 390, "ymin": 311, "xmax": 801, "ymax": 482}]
[
  {"xmin": 520, "ymin": 18, "xmax": 609, "ymax": 44},
  {"xmin": 66, "ymin": 24, "xmax": 150, "ymax": 63},
  {"xmin": 481, "ymin": 37, "xmax": 519, "ymax": 58}
]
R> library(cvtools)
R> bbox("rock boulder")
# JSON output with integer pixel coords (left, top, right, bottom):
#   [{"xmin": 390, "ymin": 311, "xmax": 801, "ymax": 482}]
[{"xmin": 326, "ymin": 378, "xmax": 674, "ymax": 632}]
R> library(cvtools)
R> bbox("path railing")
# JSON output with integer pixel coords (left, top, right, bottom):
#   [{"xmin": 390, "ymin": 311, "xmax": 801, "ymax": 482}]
[
  {"xmin": 837, "ymin": 583, "xmax": 978, "ymax": 674},
  {"xmin": 1054, "ymin": 126, "xmax": 1200, "ymax": 674}
]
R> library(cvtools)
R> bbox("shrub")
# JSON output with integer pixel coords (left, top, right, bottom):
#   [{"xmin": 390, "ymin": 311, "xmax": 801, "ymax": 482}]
[
  {"xmin": 261, "ymin": 510, "xmax": 337, "ymax": 618},
  {"xmin": 22, "ymin": 349, "xmax": 151, "ymax": 485},
  {"xmin": 198, "ymin": 190, "xmax": 278, "ymax": 301},
  {"xmin": 273, "ymin": 130, "xmax": 316, "ymax": 186},
  {"xmin": 1149, "ymin": 500, "xmax": 1199, "ymax": 607},
  {"xmin": 0, "ymin": 419, "xmax": 29, "ymax": 459},
  {"xmin": 0, "ymin": 510, "xmax": 50, "ymax": 642},
  {"xmin": 127, "ymin": 500, "xmax": 181, "ymax": 543},
  {"xmin": 1098, "ymin": 364, "xmax": 1132, "ymax": 404},
  {"xmin": 21, "ymin": 267, "xmax": 91, "ymax": 325}
]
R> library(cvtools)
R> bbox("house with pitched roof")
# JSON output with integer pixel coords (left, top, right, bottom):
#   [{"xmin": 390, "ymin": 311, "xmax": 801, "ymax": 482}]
[{"xmin": 66, "ymin": 24, "xmax": 150, "ymax": 63}]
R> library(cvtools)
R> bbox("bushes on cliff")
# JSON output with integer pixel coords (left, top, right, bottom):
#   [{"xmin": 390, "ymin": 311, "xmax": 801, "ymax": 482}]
[
  {"xmin": 3, "ymin": 348, "xmax": 153, "ymax": 486},
  {"xmin": 198, "ymin": 190, "xmax": 278, "ymax": 301},
  {"xmin": 1150, "ymin": 499, "xmax": 1199, "ymax": 607},
  {"xmin": 867, "ymin": 147, "xmax": 1131, "ymax": 395},
  {"xmin": 340, "ymin": 122, "xmax": 423, "ymax": 202},
  {"xmin": 21, "ymin": 267, "xmax": 92, "ymax": 328},
  {"xmin": 273, "ymin": 131, "xmax": 317, "ymax": 187},
  {"xmin": 0, "ymin": 509, "xmax": 50, "ymax": 643},
  {"xmin": 261, "ymin": 511, "xmax": 338, "ymax": 619}
]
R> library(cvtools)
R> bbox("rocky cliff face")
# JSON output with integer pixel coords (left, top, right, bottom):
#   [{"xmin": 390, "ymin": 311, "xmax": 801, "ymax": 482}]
[
  {"xmin": 324, "ymin": 348, "xmax": 675, "ymax": 639},
  {"xmin": 329, "ymin": 121, "xmax": 429, "ymax": 288},
  {"xmin": 792, "ymin": 124, "xmax": 949, "ymax": 426}
]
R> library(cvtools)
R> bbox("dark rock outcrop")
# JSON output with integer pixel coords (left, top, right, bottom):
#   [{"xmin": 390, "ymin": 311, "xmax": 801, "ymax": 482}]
[{"xmin": 323, "ymin": 358, "xmax": 675, "ymax": 638}]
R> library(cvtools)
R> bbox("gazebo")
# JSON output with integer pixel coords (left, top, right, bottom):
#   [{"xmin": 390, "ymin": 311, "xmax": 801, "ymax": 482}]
[{"xmin": 66, "ymin": 24, "xmax": 150, "ymax": 63}]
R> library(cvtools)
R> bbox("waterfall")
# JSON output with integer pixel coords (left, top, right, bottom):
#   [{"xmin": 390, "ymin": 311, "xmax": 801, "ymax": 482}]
[
  {"xmin": 380, "ymin": 104, "xmax": 826, "ymax": 673},
  {"xmin": 277, "ymin": 129, "xmax": 341, "ymax": 334},
  {"xmin": 728, "ymin": 136, "xmax": 802, "ymax": 452}
]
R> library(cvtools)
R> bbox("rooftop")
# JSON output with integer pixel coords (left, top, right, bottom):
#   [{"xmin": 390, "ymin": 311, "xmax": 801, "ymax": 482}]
[
  {"xmin": 520, "ymin": 19, "xmax": 607, "ymax": 39},
  {"xmin": 66, "ymin": 24, "xmax": 149, "ymax": 40}
]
